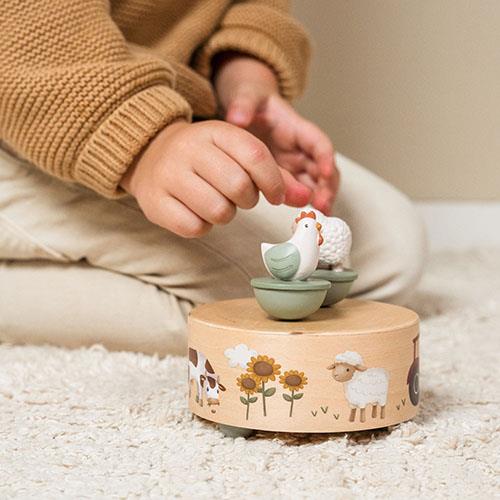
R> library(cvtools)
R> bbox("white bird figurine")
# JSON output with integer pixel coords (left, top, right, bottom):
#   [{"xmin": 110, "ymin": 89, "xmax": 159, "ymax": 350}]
[
  {"xmin": 261, "ymin": 211, "xmax": 324, "ymax": 281},
  {"xmin": 305, "ymin": 208, "xmax": 352, "ymax": 271}
]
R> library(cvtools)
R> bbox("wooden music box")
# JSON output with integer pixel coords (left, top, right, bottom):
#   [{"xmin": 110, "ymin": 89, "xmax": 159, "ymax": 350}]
[
  {"xmin": 188, "ymin": 298, "xmax": 419, "ymax": 437},
  {"xmin": 188, "ymin": 210, "xmax": 420, "ymax": 437}
]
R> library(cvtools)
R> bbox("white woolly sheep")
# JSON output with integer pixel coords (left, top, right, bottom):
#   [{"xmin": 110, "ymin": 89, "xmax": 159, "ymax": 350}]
[
  {"xmin": 327, "ymin": 351, "xmax": 390, "ymax": 422},
  {"xmin": 307, "ymin": 208, "xmax": 352, "ymax": 270}
]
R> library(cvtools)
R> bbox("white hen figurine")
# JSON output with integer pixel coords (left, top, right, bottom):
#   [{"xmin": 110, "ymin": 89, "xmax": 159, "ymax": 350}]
[
  {"xmin": 306, "ymin": 208, "xmax": 352, "ymax": 271},
  {"xmin": 261, "ymin": 211, "xmax": 323, "ymax": 281}
]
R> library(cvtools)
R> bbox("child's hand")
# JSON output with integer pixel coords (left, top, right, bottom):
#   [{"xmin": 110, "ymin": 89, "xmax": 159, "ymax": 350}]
[
  {"xmin": 215, "ymin": 55, "xmax": 339, "ymax": 215},
  {"xmin": 120, "ymin": 120, "xmax": 311, "ymax": 237}
]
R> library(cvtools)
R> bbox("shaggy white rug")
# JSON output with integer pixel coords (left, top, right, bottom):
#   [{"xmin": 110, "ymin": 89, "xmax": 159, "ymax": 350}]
[{"xmin": 1, "ymin": 250, "xmax": 499, "ymax": 499}]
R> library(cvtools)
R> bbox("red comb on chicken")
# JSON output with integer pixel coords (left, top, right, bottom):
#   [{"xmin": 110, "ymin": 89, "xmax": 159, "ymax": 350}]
[{"xmin": 294, "ymin": 211, "xmax": 316, "ymax": 224}]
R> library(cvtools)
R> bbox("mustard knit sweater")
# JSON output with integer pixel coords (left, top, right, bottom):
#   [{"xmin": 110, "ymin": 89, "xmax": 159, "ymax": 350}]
[{"xmin": 0, "ymin": 0, "xmax": 310, "ymax": 197}]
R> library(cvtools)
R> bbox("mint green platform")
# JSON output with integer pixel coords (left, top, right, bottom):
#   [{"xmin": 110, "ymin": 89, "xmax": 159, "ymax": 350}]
[{"xmin": 250, "ymin": 277, "xmax": 330, "ymax": 320}]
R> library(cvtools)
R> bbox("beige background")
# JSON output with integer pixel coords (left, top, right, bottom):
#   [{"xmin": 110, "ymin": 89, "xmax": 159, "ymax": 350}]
[{"xmin": 292, "ymin": 1, "xmax": 500, "ymax": 200}]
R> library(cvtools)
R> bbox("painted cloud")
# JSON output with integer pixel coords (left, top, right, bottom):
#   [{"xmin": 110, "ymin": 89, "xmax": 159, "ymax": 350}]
[{"xmin": 224, "ymin": 343, "xmax": 257, "ymax": 368}]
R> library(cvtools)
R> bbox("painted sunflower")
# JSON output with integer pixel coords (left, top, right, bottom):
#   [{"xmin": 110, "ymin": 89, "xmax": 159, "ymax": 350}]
[
  {"xmin": 236, "ymin": 373, "xmax": 258, "ymax": 395},
  {"xmin": 279, "ymin": 370, "xmax": 308, "ymax": 391},
  {"xmin": 247, "ymin": 355, "xmax": 281, "ymax": 383}
]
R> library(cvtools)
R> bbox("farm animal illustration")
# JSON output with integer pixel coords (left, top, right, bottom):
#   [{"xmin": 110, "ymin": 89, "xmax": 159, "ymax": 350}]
[
  {"xmin": 327, "ymin": 351, "xmax": 389, "ymax": 422},
  {"xmin": 189, "ymin": 348, "xmax": 226, "ymax": 410},
  {"xmin": 261, "ymin": 211, "xmax": 323, "ymax": 281},
  {"xmin": 306, "ymin": 208, "xmax": 352, "ymax": 271}
]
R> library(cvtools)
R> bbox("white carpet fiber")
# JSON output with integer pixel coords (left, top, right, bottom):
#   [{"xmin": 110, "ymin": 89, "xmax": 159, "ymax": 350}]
[{"xmin": 1, "ymin": 250, "xmax": 499, "ymax": 498}]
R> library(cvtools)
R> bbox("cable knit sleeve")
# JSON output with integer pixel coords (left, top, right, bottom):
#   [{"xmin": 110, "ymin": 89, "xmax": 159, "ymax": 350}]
[
  {"xmin": 194, "ymin": 0, "xmax": 311, "ymax": 100},
  {"xmin": 0, "ymin": 0, "xmax": 192, "ymax": 198}
]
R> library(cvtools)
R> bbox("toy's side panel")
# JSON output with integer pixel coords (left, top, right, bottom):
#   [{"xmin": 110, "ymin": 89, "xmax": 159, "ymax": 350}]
[{"xmin": 187, "ymin": 314, "xmax": 419, "ymax": 433}]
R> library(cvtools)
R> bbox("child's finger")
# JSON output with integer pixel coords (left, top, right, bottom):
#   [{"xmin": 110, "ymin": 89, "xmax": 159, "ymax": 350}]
[
  {"xmin": 193, "ymin": 146, "xmax": 259, "ymax": 209},
  {"xmin": 226, "ymin": 89, "xmax": 260, "ymax": 128},
  {"xmin": 311, "ymin": 187, "xmax": 333, "ymax": 215},
  {"xmin": 313, "ymin": 174, "xmax": 338, "ymax": 215},
  {"xmin": 304, "ymin": 157, "xmax": 321, "ymax": 181},
  {"xmin": 295, "ymin": 171, "xmax": 317, "ymax": 190},
  {"xmin": 280, "ymin": 168, "xmax": 313, "ymax": 207},
  {"xmin": 213, "ymin": 125, "xmax": 285, "ymax": 205},
  {"xmin": 293, "ymin": 169, "xmax": 332, "ymax": 215},
  {"xmin": 150, "ymin": 195, "xmax": 212, "ymax": 239},
  {"xmin": 276, "ymin": 152, "xmax": 320, "ymax": 180},
  {"xmin": 295, "ymin": 120, "xmax": 335, "ymax": 179},
  {"xmin": 170, "ymin": 172, "xmax": 236, "ymax": 226}
]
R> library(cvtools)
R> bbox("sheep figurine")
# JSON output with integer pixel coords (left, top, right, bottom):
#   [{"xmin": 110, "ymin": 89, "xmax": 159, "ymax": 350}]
[
  {"xmin": 304, "ymin": 207, "xmax": 352, "ymax": 271},
  {"xmin": 327, "ymin": 351, "xmax": 389, "ymax": 422}
]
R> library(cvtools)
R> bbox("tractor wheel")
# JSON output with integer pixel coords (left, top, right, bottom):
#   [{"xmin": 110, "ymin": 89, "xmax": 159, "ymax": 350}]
[{"xmin": 407, "ymin": 359, "xmax": 420, "ymax": 406}]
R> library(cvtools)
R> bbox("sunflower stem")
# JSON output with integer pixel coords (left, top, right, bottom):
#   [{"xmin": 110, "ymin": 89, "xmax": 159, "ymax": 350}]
[
  {"xmin": 261, "ymin": 381, "xmax": 267, "ymax": 416},
  {"xmin": 289, "ymin": 390, "xmax": 295, "ymax": 417},
  {"xmin": 246, "ymin": 393, "xmax": 250, "ymax": 420}
]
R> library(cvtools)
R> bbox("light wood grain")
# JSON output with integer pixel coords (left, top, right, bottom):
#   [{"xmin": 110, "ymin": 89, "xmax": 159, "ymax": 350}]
[
  {"xmin": 190, "ymin": 298, "xmax": 419, "ymax": 335},
  {"xmin": 188, "ymin": 298, "xmax": 420, "ymax": 433}
]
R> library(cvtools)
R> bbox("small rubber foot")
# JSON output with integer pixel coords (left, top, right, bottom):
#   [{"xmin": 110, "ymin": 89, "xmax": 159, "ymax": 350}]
[{"xmin": 218, "ymin": 424, "xmax": 255, "ymax": 438}]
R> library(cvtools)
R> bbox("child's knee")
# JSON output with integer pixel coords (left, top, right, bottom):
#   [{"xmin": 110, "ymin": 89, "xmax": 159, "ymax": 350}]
[
  {"xmin": 382, "ymin": 202, "xmax": 427, "ymax": 305},
  {"xmin": 350, "ymin": 195, "xmax": 427, "ymax": 305}
]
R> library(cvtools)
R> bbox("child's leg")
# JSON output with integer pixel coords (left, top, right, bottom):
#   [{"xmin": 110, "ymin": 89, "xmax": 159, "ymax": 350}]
[
  {"xmin": 0, "ymin": 148, "xmax": 425, "ymax": 353},
  {"xmin": 0, "ymin": 148, "xmax": 268, "ymax": 353},
  {"xmin": 334, "ymin": 153, "xmax": 427, "ymax": 304},
  {"xmin": 0, "ymin": 260, "xmax": 190, "ymax": 355}
]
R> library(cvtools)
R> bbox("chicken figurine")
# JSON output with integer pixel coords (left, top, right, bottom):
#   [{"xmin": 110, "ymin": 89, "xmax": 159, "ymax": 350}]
[
  {"xmin": 304, "ymin": 208, "xmax": 352, "ymax": 271},
  {"xmin": 252, "ymin": 209, "xmax": 356, "ymax": 319},
  {"xmin": 261, "ymin": 211, "xmax": 323, "ymax": 281}
]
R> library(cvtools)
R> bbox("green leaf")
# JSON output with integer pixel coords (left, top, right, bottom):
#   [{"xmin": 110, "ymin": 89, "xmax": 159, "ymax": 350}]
[
  {"xmin": 282, "ymin": 393, "xmax": 293, "ymax": 402},
  {"xmin": 248, "ymin": 397, "xmax": 258, "ymax": 403},
  {"xmin": 256, "ymin": 387, "xmax": 263, "ymax": 393},
  {"xmin": 293, "ymin": 393, "xmax": 304, "ymax": 400},
  {"xmin": 240, "ymin": 396, "xmax": 249, "ymax": 405},
  {"xmin": 264, "ymin": 387, "xmax": 276, "ymax": 397}
]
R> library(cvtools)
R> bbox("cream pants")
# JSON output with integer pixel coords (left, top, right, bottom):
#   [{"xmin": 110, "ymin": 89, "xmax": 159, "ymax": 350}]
[{"xmin": 0, "ymin": 148, "xmax": 426, "ymax": 355}]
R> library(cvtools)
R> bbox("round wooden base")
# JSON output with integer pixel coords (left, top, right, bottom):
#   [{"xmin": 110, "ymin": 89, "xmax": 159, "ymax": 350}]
[{"xmin": 188, "ymin": 298, "xmax": 420, "ymax": 433}]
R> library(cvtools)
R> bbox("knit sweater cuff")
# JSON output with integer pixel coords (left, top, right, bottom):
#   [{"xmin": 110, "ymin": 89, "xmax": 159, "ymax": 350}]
[
  {"xmin": 194, "ymin": 4, "xmax": 311, "ymax": 100},
  {"xmin": 76, "ymin": 85, "xmax": 192, "ymax": 198}
]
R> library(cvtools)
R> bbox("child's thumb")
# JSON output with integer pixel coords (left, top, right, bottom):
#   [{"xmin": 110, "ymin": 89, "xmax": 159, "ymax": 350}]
[
  {"xmin": 226, "ymin": 91, "xmax": 260, "ymax": 128},
  {"xmin": 280, "ymin": 168, "xmax": 313, "ymax": 208}
]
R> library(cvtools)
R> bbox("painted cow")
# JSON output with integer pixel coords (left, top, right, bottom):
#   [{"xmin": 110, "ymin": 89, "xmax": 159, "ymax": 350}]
[{"xmin": 188, "ymin": 348, "xmax": 226, "ymax": 407}]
